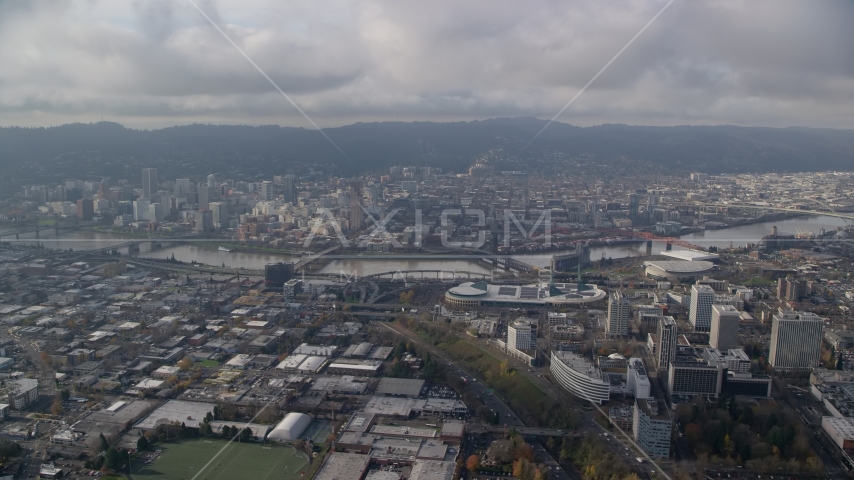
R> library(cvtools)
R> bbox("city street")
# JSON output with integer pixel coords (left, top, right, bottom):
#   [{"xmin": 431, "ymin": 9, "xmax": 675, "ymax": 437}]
[{"xmin": 376, "ymin": 321, "xmax": 573, "ymax": 480}]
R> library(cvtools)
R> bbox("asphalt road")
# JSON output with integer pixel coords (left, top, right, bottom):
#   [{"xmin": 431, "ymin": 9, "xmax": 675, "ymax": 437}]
[
  {"xmin": 380, "ymin": 321, "xmax": 671, "ymax": 479},
  {"xmin": 477, "ymin": 337, "xmax": 663, "ymax": 476},
  {"xmin": 376, "ymin": 321, "xmax": 572, "ymax": 480}
]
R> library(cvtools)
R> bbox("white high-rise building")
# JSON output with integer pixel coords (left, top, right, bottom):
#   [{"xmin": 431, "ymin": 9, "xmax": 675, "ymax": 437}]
[
  {"xmin": 656, "ymin": 316, "xmax": 678, "ymax": 371},
  {"xmin": 207, "ymin": 174, "xmax": 217, "ymax": 188},
  {"xmin": 633, "ymin": 398, "xmax": 672, "ymax": 460},
  {"xmin": 710, "ymin": 305, "xmax": 741, "ymax": 351},
  {"xmin": 507, "ymin": 319, "xmax": 537, "ymax": 351},
  {"xmin": 133, "ymin": 199, "xmax": 150, "ymax": 221},
  {"xmin": 550, "ymin": 351, "xmax": 610, "ymax": 404},
  {"xmin": 141, "ymin": 168, "xmax": 158, "ymax": 199},
  {"xmin": 606, "ymin": 290, "xmax": 629, "ymax": 337},
  {"xmin": 769, "ymin": 311, "xmax": 823, "ymax": 372},
  {"xmin": 627, "ymin": 358, "xmax": 651, "ymax": 399},
  {"xmin": 690, "ymin": 284, "xmax": 716, "ymax": 332},
  {"xmin": 260, "ymin": 181, "xmax": 275, "ymax": 201},
  {"xmin": 147, "ymin": 203, "xmax": 164, "ymax": 223},
  {"xmin": 174, "ymin": 178, "xmax": 192, "ymax": 198},
  {"xmin": 209, "ymin": 202, "xmax": 227, "ymax": 229}
]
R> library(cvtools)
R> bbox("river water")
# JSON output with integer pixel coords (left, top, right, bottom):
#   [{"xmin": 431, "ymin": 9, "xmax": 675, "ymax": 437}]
[{"xmin": 6, "ymin": 215, "xmax": 848, "ymax": 276}]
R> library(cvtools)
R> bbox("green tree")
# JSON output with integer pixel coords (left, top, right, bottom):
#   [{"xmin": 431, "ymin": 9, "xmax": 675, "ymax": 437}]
[
  {"xmin": 104, "ymin": 447, "xmax": 123, "ymax": 470},
  {"xmin": 0, "ymin": 438, "xmax": 22, "ymax": 459},
  {"xmin": 239, "ymin": 427, "xmax": 252, "ymax": 442},
  {"xmin": 136, "ymin": 436, "xmax": 148, "ymax": 452},
  {"xmin": 99, "ymin": 433, "xmax": 109, "ymax": 453},
  {"xmin": 393, "ymin": 341, "xmax": 406, "ymax": 360}
]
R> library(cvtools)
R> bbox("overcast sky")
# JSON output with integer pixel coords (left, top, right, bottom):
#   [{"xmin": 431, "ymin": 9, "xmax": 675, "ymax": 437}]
[{"xmin": 1, "ymin": 0, "xmax": 852, "ymax": 129}]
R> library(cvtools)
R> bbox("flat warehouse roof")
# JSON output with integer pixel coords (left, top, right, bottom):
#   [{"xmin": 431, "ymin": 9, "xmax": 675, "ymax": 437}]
[
  {"xmin": 374, "ymin": 377, "xmax": 425, "ymax": 397},
  {"xmin": 315, "ymin": 452, "xmax": 370, "ymax": 480},
  {"xmin": 134, "ymin": 400, "xmax": 215, "ymax": 430}
]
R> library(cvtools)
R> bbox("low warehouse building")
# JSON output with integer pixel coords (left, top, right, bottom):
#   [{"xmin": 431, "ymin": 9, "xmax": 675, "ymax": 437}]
[{"xmin": 823, "ymin": 416, "xmax": 854, "ymax": 450}]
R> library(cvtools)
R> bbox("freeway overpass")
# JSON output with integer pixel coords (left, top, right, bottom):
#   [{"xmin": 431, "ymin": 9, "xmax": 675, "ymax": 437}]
[{"xmin": 85, "ymin": 255, "xmax": 265, "ymax": 276}]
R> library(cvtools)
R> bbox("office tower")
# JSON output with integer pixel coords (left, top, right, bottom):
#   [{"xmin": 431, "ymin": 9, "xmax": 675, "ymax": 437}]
[
  {"xmin": 710, "ymin": 305, "xmax": 741, "ymax": 351},
  {"xmin": 689, "ymin": 284, "xmax": 715, "ymax": 332},
  {"xmin": 94, "ymin": 199, "xmax": 109, "ymax": 214},
  {"xmin": 776, "ymin": 278, "xmax": 787, "ymax": 300},
  {"xmin": 697, "ymin": 277, "xmax": 727, "ymax": 292},
  {"xmin": 550, "ymin": 351, "xmax": 610, "ymax": 404},
  {"xmin": 159, "ymin": 192, "xmax": 172, "ymax": 212},
  {"xmin": 667, "ymin": 361, "xmax": 724, "ymax": 399},
  {"xmin": 198, "ymin": 186, "xmax": 213, "ymax": 211},
  {"xmin": 174, "ymin": 178, "xmax": 192, "ymax": 198},
  {"xmin": 633, "ymin": 398, "xmax": 671, "ymax": 460},
  {"xmin": 606, "ymin": 290, "xmax": 629, "ymax": 337},
  {"xmin": 76, "ymin": 199, "xmax": 94, "ymax": 220},
  {"xmin": 281, "ymin": 174, "xmax": 296, "ymax": 205},
  {"xmin": 349, "ymin": 181, "xmax": 363, "ymax": 230},
  {"xmin": 656, "ymin": 316, "xmax": 678, "ymax": 371},
  {"xmin": 207, "ymin": 174, "xmax": 217, "ymax": 188},
  {"xmin": 32, "ymin": 185, "xmax": 48, "ymax": 204},
  {"xmin": 117, "ymin": 201, "xmax": 133, "ymax": 216},
  {"xmin": 259, "ymin": 181, "xmax": 275, "ymax": 202},
  {"xmin": 194, "ymin": 210, "xmax": 213, "ymax": 232},
  {"xmin": 628, "ymin": 193, "xmax": 640, "ymax": 219},
  {"xmin": 776, "ymin": 278, "xmax": 805, "ymax": 302},
  {"xmin": 264, "ymin": 262, "xmax": 294, "ymax": 290},
  {"xmin": 769, "ymin": 311, "xmax": 823, "ymax": 372},
  {"xmin": 704, "ymin": 348, "xmax": 751, "ymax": 373},
  {"xmin": 148, "ymin": 203, "xmax": 164, "ymax": 223},
  {"xmin": 209, "ymin": 202, "xmax": 227, "ymax": 228},
  {"xmin": 507, "ymin": 319, "xmax": 537, "ymax": 351},
  {"xmin": 786, "ymin": 280, "xmax": 805, "ymax": 302},
  {"xmin": 627, "ymin": 358, "xmax": 651, "ymax": 398},
  {"xmin": 65, "ymin": 187, "xmax": 82, "ymax": 203},
  {"xmin": 141, "ymin": 168, "xmax": 158, "ymax": 199},
  {"xmin": 133, "ymin": 199, "xmax": 150, "ymax": 221}
]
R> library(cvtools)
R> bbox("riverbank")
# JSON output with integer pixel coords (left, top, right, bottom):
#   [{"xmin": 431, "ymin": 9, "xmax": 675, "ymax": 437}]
[{"xmin": 676, "ymin": 211, "xmax": 813, "ymax": 237}]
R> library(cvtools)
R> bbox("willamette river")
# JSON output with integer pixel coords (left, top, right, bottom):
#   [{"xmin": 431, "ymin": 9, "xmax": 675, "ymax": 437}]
[{"xmin": 6, "ymin": 215, "xmax": 848, "ymax": 276}]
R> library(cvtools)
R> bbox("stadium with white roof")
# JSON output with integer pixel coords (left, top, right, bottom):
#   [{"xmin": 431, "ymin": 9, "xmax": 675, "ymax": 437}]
[
  {"xmin": 444, "ymin": 280, "xmax": 606, "ymax": 308},
  {"xmin": 644, "ymin": 260, "xmax": 715, "ymax": 282}
]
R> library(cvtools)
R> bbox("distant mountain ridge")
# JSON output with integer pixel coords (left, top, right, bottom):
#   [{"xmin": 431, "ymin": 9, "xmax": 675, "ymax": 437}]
[{"xmin": 1, "ymin": 118, "xmax": 853, "ymax": 181}]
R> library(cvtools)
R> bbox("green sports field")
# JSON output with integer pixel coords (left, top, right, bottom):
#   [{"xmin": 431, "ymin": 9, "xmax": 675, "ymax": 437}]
[{"xmin": 132, "ymin": 439, "xmax": 311, "ymax": 480}]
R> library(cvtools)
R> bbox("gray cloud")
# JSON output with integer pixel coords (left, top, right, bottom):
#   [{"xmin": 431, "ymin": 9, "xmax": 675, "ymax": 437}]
[{"xmin": 0, "ymin": 0, "xmax": 852, "ymax": 129}]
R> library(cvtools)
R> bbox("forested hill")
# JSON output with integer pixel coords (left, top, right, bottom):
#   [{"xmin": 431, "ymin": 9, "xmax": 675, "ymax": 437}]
[{"xmin": 1, "ymin": 118, "xmax": 853, "ymax": 181}]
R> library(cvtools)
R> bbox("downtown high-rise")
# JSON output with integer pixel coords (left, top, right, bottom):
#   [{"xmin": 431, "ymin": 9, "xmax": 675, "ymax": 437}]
[
  {"xmin": 606, "ymin": 290, "xmax": 629, "ymax": 337},
  {"xmin": 141, "ymin": 168, "xmax": 158, "ymax": 199},
  {"xmin": 689, "ymin": 284, "xmax": 715, "ymax": 332},
  {"xmin": 769, "ymin": 311, "xmax": 823, "ymax": 372}
]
